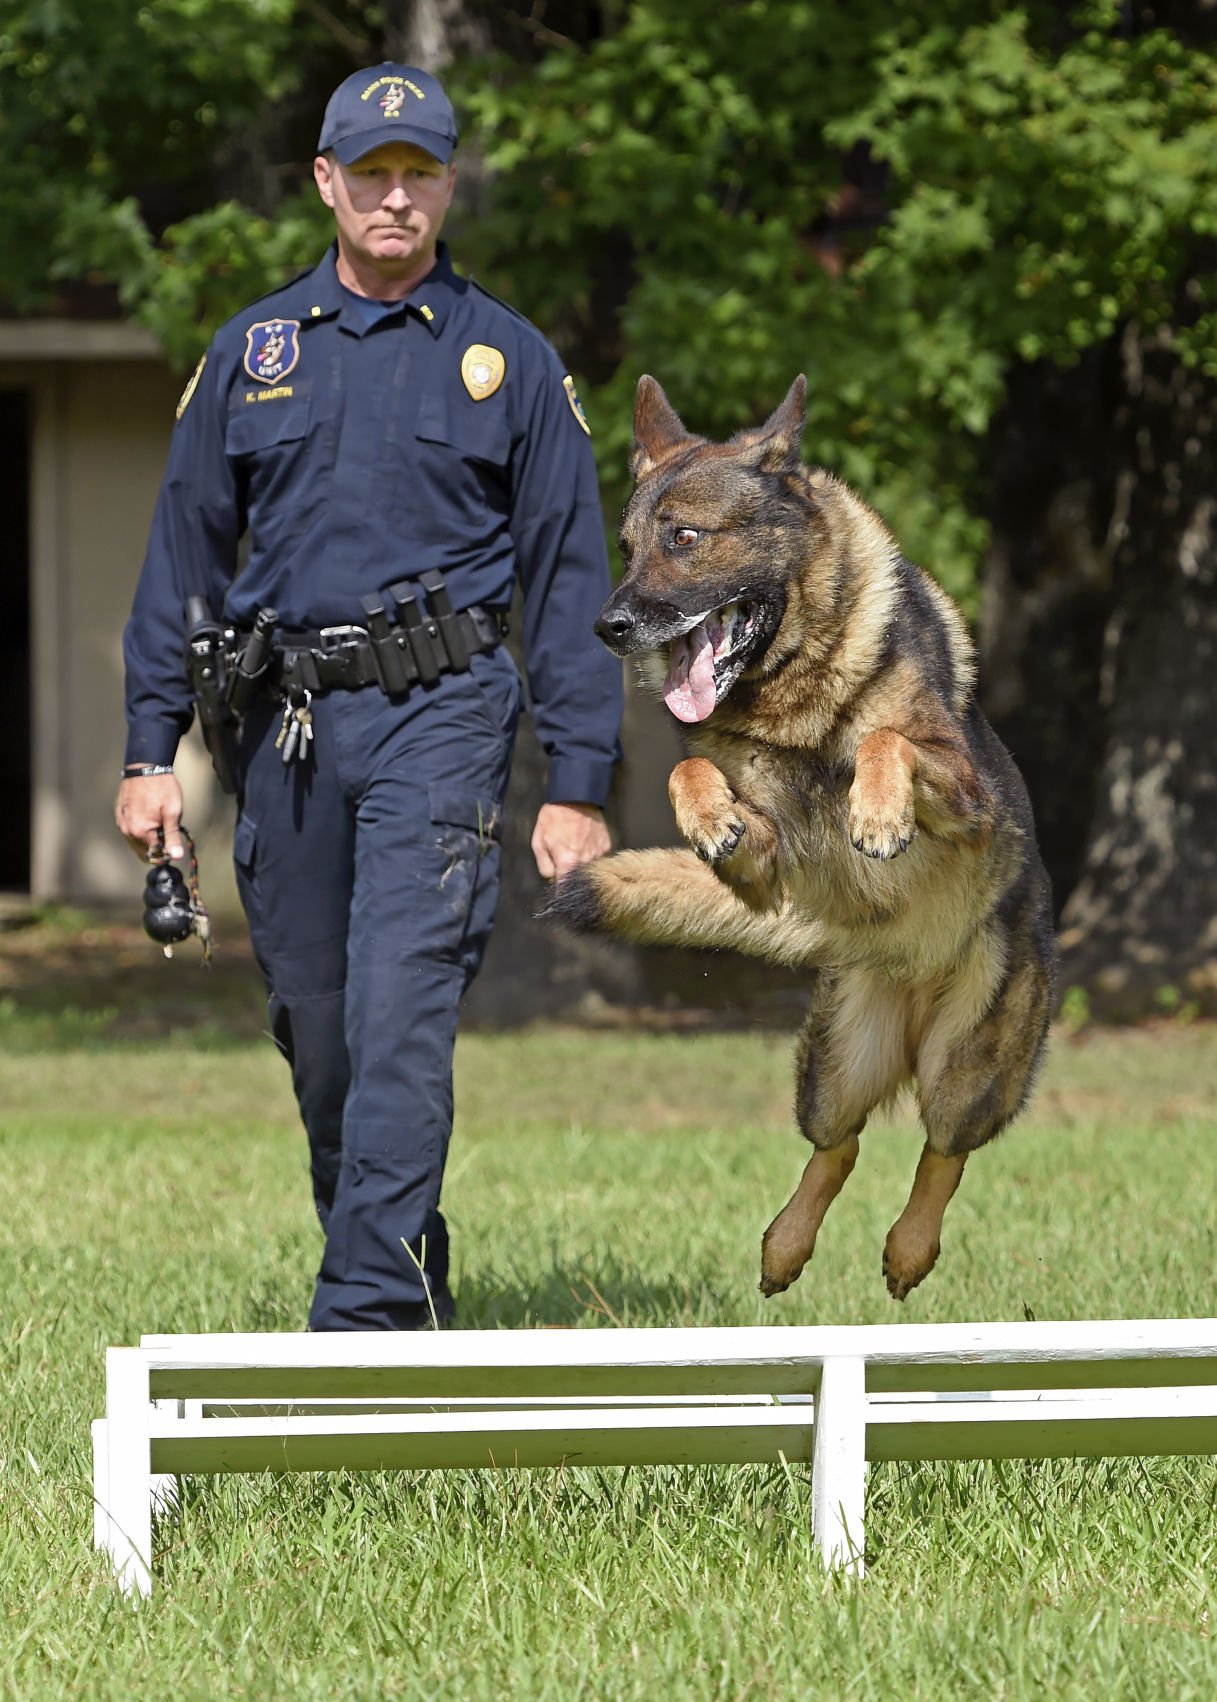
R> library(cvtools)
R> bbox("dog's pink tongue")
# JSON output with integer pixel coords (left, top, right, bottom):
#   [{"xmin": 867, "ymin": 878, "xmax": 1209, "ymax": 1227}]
[{"xmin": 663, "ymin": 624, "xmax": 717, "ymax": 723}]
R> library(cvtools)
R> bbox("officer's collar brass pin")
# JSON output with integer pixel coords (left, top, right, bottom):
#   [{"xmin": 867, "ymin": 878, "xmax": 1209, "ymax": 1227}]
[
  {"xmin": 244, "ymin": 319, "xmax": 301, "ymax": 384},
  {"xmin": 563, "ymin": 374, "xmax": 591, "ymax": 435},
  {"xmin": 461, "ymin": 344, "xmax": 505, "ymax": 401}
]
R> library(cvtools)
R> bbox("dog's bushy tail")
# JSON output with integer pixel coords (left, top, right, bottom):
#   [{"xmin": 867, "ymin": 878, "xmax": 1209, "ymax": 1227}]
[{"xmin": 547, "ymin": 848, "xmax": 823, "ymax": 967}]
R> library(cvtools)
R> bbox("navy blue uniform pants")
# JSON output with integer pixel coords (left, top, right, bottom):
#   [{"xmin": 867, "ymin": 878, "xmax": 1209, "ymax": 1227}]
[{"xmin": 233, "ymin": 648, "xmax": 521, "ymax": 1330}]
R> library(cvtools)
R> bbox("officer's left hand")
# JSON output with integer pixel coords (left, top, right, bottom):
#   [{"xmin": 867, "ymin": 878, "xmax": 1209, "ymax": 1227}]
[{"xmin": 531, "ymin": 803, "xmax": 610, "ymax": 880}]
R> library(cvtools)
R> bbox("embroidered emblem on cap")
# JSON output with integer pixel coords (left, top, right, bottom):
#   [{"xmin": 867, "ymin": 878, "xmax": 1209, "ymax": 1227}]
[
  {"xmin": 563, "ymin": 374, "xmax": 591, "ymax": 436},
  {"xmin": 175, "ymin": 353, "xmax": 207, "ymax": 421},
  {"xmin": 361, "ymin": 73, "xmax": 426, "ymax": 105},
  {"xmin": 461, "ymin": 344, "xmax": 505, "ymax": 402},
  {"xmin": 243, "ymin": 319, "xmax": 301, "ymax": 384}
]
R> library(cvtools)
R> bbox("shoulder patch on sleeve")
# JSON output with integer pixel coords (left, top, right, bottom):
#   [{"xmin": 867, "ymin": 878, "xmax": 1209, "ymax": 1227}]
[
  {"xmin": 175, "ymin": 353, "xmax": 207, "ymax": 421},
  {"xmin": 563, "ymin": 374, "xmax": 591, "ymax": 436}
]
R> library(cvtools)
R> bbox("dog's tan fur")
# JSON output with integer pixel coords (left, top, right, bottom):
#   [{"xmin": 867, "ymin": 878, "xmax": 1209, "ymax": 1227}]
[{"xmin": 551, "ymin": 376, "xmax": 1056, "ymax": 1300}]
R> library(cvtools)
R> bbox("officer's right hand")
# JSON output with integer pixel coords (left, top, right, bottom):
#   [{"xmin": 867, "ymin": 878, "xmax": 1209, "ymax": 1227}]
[{"xmin": 115, "ymin": 774, "xmax": 185, "ymax": 862}]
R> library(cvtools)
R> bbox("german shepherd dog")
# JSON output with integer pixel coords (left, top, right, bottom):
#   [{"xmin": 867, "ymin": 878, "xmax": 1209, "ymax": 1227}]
[{"xmin": 551, "ymin": 375, "xmax": 1056, "ymax": 1301}]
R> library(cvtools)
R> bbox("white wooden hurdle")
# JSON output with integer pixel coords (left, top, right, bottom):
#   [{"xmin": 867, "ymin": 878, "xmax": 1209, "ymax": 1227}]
[{"xmin": 92, "ymin": 1319, "xmax": 1217, "ymax": 1596}]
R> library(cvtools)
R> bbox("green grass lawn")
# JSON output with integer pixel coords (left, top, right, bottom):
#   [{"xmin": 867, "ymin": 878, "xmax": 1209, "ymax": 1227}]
[{"xmin": 3, "ymin": 1011, "xmax": 1216, "ymax": 1699}]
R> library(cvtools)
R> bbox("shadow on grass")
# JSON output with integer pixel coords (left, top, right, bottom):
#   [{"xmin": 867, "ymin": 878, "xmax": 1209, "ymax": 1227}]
[
  {"xmin": 182, "ymin": 1250, "xmax": 722, "ymax": 1336},
  {"xmin": 453, "ymin": 1254, "xmax": 733, "ymax": 1331}
]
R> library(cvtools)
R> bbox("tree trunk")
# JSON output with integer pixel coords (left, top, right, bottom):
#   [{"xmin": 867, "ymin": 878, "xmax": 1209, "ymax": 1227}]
[
  {"xmin": 1054, "ymin": 324, "xmax": 1217, "ymax": 1016},
  {"xmin": 978, "ymin": 345, "xmax": 1122, "ymax": 913},
  {"xmin": 380, "ymin": 0, "xmax": 491, "ymax": 63},
  {"xmin": 982, "ymin": 321, "xmax": 1217, "ymax": 1019}
]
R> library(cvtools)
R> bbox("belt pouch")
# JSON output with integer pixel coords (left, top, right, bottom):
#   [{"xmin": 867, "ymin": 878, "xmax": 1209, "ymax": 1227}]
[
  {"xmin": 390, "ymin": 584, "xmax": 441, "ymax": 686},
  {"xmin": 360, "ymin": 594, "xmax": 412, "ymax": 693},
  {"xmin": 420, "ymin": 571, "xmax": 470, "ymax": 673}
]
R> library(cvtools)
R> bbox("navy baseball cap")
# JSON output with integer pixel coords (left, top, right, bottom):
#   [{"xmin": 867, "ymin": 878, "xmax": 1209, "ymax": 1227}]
[{"xmin": 317, "ymin": 64, "xmax": 458, "ymax": 166}]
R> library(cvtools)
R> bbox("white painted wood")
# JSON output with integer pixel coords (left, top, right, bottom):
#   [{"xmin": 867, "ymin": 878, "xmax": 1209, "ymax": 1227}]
[
  {"xmin": 98, "ymin": 1318, "xmax": 1217, "ymax": 1591},
  {"xmin": 150, "ymin": 1400, "xmax": 183, "ymax": 1520},
  {"xmin": 147, "ymin": 1404, "xmax": 815, "ymax": 1474},
  {"xmin": 811, "ymin": 1357, "xmax": 866, "ymax": 1579},
  {"xmin": 91, "ymin": 1419, "xmax": 110, "ymax": 1553},
  {"xmin": 198, "ymin": 1394, "xmax": 814, "ymax": 1418},
  {"xmin": 866, "ymin": 1385, "xmax": 1217, "ymax": 1462},
  {"xmin": 104, "ymin": 1348, "xmax": 153, "ymax": 1599},
  {"xmin": 138, "ymin": 1320, "xmax": 1217, "ymax": 1400}
]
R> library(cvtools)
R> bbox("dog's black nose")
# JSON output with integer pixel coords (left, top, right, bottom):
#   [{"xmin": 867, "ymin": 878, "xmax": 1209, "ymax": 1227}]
[{"xmin": 594, "ymin": 606, "xmax": 636, "ymax": 646}]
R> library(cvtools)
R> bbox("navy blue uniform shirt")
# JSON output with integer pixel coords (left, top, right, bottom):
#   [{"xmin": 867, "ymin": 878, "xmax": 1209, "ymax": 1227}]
[{"xmin": 124, "ymin": 244, "xmax": 623, "ymax": 805}]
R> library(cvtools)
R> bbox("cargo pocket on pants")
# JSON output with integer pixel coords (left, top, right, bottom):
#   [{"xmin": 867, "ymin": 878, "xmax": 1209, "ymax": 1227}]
[
  {"xmin": 232, "ymin": 811, "xmax": 274, "ymax": 973},
  {"xmin": 232, "ymin": 812, "xmax": 258, "ymax": 912}
]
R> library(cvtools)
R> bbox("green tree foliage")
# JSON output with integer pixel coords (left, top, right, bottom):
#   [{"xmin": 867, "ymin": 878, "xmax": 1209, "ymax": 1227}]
[
  {"xmin": 0, "ymin": 0, "xmax": 341, "ymax": 354},
  {"xmin": 452, "ymin": 0, "xmax": 1217, "ymax": 602},
  {"xmin": 4, "ymin": 1, "xmax": 1214, "ymax": 602}
]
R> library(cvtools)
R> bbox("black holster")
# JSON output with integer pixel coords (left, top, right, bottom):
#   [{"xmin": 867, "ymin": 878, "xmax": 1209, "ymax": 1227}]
[{"xmin": 185, "ymin": 597, "xmax": 239, "ymax": 795}]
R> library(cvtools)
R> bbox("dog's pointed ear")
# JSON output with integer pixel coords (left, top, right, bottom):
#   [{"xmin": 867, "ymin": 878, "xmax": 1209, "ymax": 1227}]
[
  {"xmin": 740, "ymin": 375, "xmax": 807, "ymax": 474},
  {"xmin": 632, "ymin": 375, "xmax": 697, "ymax": 479}
]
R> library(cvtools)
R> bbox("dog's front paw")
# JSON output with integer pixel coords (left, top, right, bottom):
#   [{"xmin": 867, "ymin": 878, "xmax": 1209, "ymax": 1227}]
[
  {"xmin": 685, "ymin": 813, "xmax": 782, "ymax": 914},
  {"xmin": 687, "ymin": 810, "xmax": 748, "ymax": 866},
  {"xmin": 668, "ymin": 758, "xmax": 780, "ymax": 906},
  {"xmin": 669, "ymin": 757, "xmax": 749, "ymax": 865},
  {"xmin": 668, "ymin": 759, "xmax": 744, "ymax": 863},
  {"xmin": 848, "ymin": 783, "xmax": 916, "ymax": 860}
]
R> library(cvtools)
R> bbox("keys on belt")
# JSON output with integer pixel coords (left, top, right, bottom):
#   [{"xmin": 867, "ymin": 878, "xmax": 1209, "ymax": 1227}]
[{"xmin": 275, "ymin": 689, "xmax": 314, "ymax": 766}]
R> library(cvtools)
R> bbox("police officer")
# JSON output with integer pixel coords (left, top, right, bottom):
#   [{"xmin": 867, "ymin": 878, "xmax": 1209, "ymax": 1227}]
[{"xmin": 115, "ymin": 64, "xmax": 623, "ymax": 1331}]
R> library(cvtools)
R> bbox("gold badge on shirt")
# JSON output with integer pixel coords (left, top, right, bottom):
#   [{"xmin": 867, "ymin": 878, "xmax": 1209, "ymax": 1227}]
[{"xmin": 461, "ymin": 344, "xmax": 505, "ymax": 402}]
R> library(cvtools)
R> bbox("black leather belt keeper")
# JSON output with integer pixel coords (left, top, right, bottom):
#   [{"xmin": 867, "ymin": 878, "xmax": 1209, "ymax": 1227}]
[{"xmin": 258, "ymin": 588, "xmax": 508, "ymax": 697}]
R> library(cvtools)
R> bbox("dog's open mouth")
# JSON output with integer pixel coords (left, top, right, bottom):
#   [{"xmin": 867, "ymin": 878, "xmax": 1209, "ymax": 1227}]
[{"xmin": 663, "ymin": 601, "xmax": 761, "ymax": 724}]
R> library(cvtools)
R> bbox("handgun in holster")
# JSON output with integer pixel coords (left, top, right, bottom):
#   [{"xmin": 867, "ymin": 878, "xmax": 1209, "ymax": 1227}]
[{"xmin": 185, "ymin": 597, "xmax": 239, "ymax": 794}]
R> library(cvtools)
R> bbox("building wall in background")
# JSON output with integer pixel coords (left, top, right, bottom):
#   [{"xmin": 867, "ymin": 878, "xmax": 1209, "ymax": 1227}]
[{"xmin": 1, "ymin": 337, "xmax": 237, "ymax": 909}]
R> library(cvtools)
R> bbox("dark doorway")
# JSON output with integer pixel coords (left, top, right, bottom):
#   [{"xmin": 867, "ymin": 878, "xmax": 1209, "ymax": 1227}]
[{"xmin": 0, "ymin": 391, "xmax": 30, "ymax": 890}]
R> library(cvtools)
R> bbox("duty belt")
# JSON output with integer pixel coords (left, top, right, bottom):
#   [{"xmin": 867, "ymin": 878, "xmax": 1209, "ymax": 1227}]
[
  {"xmin": 271, "ymin": 606, "xmax": 507, "ymax": 696},
  {"xmin": 248, "ymin": 575, "xmax": 508, "ymax": 698}
]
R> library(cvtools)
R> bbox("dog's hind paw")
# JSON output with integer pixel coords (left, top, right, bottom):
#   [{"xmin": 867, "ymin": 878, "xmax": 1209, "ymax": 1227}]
[
  {"xmin": 881, "ymin": 1233, "xmax": 938, "ymax": 1302},
  {"xmin": 759, "ymin": 1220, "xmax": 813, "ymax": 1297}
]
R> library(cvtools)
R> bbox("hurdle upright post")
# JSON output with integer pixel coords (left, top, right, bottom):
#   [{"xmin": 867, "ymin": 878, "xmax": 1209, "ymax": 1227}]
[
  {"xmin": 811, "ymin": 1354, "xmax": 866, "ymax": 1578},
  {"xmin": 102, "ymin": 1347, "xmax": 154, "ymax": 1598}
]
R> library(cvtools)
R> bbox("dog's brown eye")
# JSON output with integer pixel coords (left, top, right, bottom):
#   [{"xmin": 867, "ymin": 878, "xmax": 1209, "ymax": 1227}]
[{"xmin": 674, "ymin": 527, "xmax": 700, "ymax": 547}]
